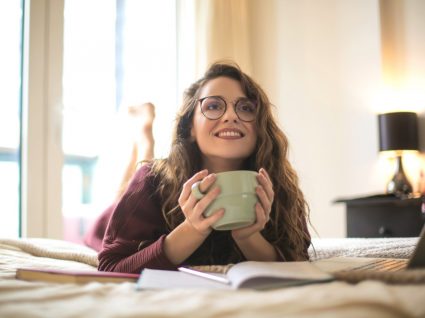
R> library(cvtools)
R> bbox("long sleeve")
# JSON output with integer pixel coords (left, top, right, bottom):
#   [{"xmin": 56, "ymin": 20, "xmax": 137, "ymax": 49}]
[
  {"xmin": 84, "ymin": 203, "xmax": 116, "ymax": 252},
  {"xmin": 98, "ymin": 165, "xmax": 176, "ymax": 273}
]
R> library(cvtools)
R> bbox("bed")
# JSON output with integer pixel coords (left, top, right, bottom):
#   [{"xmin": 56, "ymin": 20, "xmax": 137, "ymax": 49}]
[{"xmin": 1, "ymin": 236, "xmax": 424, "ymax": 318}]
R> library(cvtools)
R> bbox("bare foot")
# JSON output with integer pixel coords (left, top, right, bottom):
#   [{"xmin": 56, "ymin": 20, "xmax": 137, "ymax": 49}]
[
  {"xmin": 116, "ymin": 102, "xmax": 156, "ymax": 199},
  {"xmin": 127, "ymin": 102, "xmax": 155, "ymax": 162},
  {"xmin": 128, "ymin": 102, "xmax": 155, "ymax": 134}
]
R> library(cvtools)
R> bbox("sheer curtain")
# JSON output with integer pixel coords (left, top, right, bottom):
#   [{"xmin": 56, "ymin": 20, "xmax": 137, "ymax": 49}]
[{"xmin": 177, "ymin": 0, "xmax": 252, "ymax": 94}]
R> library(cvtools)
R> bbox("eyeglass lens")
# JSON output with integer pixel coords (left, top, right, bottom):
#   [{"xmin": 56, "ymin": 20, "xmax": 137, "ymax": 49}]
[{"xmin": 200, "ymin": 96, "xmax": 256, "ymax": 122}]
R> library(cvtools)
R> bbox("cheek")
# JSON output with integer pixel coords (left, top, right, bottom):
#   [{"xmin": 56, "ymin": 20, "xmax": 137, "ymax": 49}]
[
  {"xmin": 251, "ymin": 127, "xmax": 259, "ymax": 150},
  {"xmin": 191, "ymin": 113, "xmax": 212, "ymax": 141},
  {"xmin": 248, "ymin": 124, "xmax": 258, "ymax": 141},
  {"xmin": 191, "ymin": 110, "xmax": 201, "ymax": 137}
]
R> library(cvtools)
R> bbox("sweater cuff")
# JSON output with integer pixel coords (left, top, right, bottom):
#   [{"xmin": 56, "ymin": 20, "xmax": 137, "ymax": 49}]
[{"xmin": 155, "ymin": 234, "xmax": 178, "ymax": 270}]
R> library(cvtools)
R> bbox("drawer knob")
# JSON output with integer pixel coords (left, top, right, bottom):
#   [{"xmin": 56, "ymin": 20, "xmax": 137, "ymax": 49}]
[{"xmin": 378, "ymin": 226, "xmax": 392, "ymax": 237}]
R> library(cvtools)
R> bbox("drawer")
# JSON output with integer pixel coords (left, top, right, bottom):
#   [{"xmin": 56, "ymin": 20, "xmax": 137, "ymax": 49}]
[{"xmin": 346, "ymin": 203, "xmax": 424, "ymax": 237}]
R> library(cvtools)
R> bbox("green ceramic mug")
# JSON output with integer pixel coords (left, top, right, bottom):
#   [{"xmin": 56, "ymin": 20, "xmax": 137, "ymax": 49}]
[{"xmin": 191, "ymin": 170, "xmax": 258, "ymax": 230}]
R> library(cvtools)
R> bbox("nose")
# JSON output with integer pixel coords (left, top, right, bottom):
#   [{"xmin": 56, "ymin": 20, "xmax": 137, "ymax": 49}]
[{"xmin": 221, "ymin": 103, "xmax": 239, "ymax": 122}]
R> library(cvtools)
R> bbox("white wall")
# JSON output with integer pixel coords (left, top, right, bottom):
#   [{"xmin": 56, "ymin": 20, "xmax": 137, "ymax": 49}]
[{"xmin": 248, "ymin": 0, "xmax": 425, "ymax": 237}]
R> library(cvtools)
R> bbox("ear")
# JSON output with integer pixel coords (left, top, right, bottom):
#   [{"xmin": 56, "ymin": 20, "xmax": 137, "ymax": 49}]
[{"xmin": 189, "ymin": 125, "xmax": 196, "ymax": 142}]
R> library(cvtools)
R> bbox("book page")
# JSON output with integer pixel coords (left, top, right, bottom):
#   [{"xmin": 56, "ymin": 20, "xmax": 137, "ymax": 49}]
[
  {"xmin": 178, "ymin": 267, "xmax": 230, "ymax": 284},
  {"xmin": 137, "ymin": 269, "xmax": 232, "ymax": 290},
  {"xmin": 227, "ymin": 261, "xmax": 333, "ymax": 289}
]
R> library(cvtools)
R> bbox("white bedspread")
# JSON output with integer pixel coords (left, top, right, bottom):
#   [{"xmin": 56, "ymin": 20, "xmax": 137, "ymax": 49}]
[
  {"xmin": 309, "ymin": 237, "xmax": 419, "ymax": 260},
  {"xmin": 0, "ymin": 237, "xmax": 424, "ymax": 318}
]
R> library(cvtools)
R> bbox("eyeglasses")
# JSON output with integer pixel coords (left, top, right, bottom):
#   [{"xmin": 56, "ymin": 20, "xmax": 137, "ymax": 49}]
[{"xmin": 198, "ymin": 96, "xmax": 257, "ymax": 122}]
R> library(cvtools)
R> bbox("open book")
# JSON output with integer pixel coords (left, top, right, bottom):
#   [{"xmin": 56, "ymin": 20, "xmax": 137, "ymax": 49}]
[
  {"xmin": 16, "ymin": 268, "xmax": 139, "ymax": 284},
  {"xmin": 137, "ymin": 261, "xmax": 333, "ymax": 290}
]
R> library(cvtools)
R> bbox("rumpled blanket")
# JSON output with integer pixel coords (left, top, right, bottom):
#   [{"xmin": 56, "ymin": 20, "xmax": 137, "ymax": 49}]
[
  {"xmin": 0, "ymin": 237, "xmax": 424, "ymax": 318},
  {"xmin": 309, "ymin": 237, "xmax": 418, "ymax": 260}
]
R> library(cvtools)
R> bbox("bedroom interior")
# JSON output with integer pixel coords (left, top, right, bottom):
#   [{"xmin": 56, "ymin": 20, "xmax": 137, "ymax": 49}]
[
  {"xmin": 1, "ymin": 0, "xmax": 425, "ymax": 317},
  {"xmin": 0, "ymin": 0, "xmax": 424, "ymax": 241}
]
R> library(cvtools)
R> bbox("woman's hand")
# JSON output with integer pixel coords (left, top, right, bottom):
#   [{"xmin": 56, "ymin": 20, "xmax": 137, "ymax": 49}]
[
  {"xmin": 178, "ymin": 170, "xmax": 225, "ymax": 236},
  {"xmin": 232, "ymin": 168, "xmax": 275, "ymax": 241}
]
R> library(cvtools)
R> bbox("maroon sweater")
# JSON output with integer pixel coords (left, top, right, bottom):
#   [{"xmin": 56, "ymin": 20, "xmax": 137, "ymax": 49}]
[
  {"xmin": 96, "ymin": 165, "xmax": 176, "ymax": 272},
  {"xmin": 92, "ymin": 165, "xmax": 310, "ymax": 274}
]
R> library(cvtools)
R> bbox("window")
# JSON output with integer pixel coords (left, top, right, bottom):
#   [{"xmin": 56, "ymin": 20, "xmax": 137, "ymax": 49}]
[
  {"xmin": 0, "ymin": 1, "xmax": 23, "ymax": 238},
  {"xmin": 2, "ymin": 0, "xmax": 178, "ymax": 240},
  {"xmin": 62, "ymin": 0, "xmax": 177, "ymax": 243}
]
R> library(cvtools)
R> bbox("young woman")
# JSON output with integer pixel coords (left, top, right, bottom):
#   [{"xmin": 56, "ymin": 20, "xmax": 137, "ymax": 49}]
[{"xmin": 96, "ymin": 62, "xmax": 311, "ymax": 273}]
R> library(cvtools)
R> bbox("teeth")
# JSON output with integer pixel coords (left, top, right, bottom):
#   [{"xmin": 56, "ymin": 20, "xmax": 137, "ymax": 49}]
[{"xmin": 218, "ymin": 131, "xmax": 241, "ymax": 137}]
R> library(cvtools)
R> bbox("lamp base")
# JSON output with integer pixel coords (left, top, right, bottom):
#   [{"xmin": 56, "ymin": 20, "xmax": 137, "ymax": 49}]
[{"xmin": 387, "ymin": 155, "xmax": 413, "ymax": 197}]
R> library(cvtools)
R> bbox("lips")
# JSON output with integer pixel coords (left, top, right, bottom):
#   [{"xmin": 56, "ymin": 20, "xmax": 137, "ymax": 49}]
[{"xmin": 215, "ymin": 128, "xmax": 244, "ymax": 138}]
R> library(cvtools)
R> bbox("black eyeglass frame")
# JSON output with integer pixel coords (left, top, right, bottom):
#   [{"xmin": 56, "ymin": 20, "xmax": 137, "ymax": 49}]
[{"xmin": 197, "ymin": 95, "xmax": 257, "ymax": 122}]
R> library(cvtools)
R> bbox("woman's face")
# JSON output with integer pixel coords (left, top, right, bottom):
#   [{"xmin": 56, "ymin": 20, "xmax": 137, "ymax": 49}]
[{"xmin": 191, "ymin": 76, "xmax": 257, "ymax": 171}]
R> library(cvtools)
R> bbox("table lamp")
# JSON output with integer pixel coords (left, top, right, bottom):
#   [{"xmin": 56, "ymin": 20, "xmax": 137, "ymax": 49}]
[{"xmin": 378, "ymin": 111, "xmax": 419, "ymax": 197}]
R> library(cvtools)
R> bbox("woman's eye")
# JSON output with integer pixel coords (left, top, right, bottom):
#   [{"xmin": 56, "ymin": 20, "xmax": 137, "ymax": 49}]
[
  {"xmin": 206, "ymin": 103, "xmax": 221, "ymax": 110},
  {"xmin": 237, "ymin": 101, "xmax": 256, "ymax": 113},
  {"xmin": 204, "ymin": 99, "xmax": 224, "ymax": 111}
]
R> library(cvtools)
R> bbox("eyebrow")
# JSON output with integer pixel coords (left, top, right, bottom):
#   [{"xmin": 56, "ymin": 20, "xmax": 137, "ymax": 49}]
[{"xmin": 202, "ymin": 95, "xmax": 249, "ymax": 103}]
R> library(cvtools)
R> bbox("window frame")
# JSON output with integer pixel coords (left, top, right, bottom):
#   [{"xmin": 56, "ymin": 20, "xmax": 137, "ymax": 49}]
[
  {"xmin": 20, "ymin": 0, "xmax": 180, "ymax": 239},
  {"xmin": 21, "ymin": 0, "xmax": 64, "ymax": 238}
]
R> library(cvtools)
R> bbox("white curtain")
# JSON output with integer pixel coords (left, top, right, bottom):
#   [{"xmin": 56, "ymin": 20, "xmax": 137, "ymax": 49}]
[{"xmin": 177, "ymin": 0, "xmax": 252, "ymax": 96}]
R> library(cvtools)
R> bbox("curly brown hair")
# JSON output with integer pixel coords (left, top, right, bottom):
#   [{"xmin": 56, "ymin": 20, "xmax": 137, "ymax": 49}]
[{"xmin": 151, "ymin": 61, "xmax": 310, "ymax": 262}]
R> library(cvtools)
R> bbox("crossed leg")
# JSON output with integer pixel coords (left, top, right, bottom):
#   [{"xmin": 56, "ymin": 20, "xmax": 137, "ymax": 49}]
[
  {"xmin": 84, "ymin": 102, "xmax": 156, "ymax": 251},
  {"xmin": 116, "ymin": 102, "xmax": 155, "ymax": 199}
]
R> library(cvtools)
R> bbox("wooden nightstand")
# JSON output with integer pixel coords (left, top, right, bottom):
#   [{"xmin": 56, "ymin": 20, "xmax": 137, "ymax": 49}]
[{"xmin": 335, "ymin": 194, "xmax": 425, "ymax": 238}]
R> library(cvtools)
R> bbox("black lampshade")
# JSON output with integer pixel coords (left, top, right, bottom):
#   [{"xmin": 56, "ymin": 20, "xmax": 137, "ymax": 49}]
[{"xmin": 378, "ymin": 112, "xmax": 419, "ymax": 152}]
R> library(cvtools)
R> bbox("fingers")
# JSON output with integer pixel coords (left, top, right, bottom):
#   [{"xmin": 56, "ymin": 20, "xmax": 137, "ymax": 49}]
[
  {"xmin": 191, "ymin": 184, "xmax": 223, "ymax": 229},
  {"xmin": 256, "ymin": 185, "xmax": 273, "ymax": 215},
  {"xmin": 230, "ymin": 169, "xmax": 275, "ymax": 240},
  {"xmin": 251, "ymin": 202, "xmax": 269, "ymax": 229},
  {"xmin": 179, "ymin": 170, "xmax": 223, "ymax": 235},
  {"xmin": 198, "ymin": 173, "xmax": 218, "ymax": 194},
  {"xmin": 256, "ymin": 168, "xmax": 274, "ymax": 223},
  {"xmin": 256, "ymin": 168, "xmax": 274, "ymax": 203},
  {"xmin": 232, "ymin": 168, "xmax": 273, "ymax": 239},
  {"xmin": 180, "ymin": 172, "xmax": 219, "ymax": 212},
  {"xmin": 185, "ymin": 189, "xmax": 224, "ymax": 236},
  {"xmin": 178, "ymin": 169, "xmax": 208, "ymax": 206},
  {"xmin": 180, "ymin": 168, "xmax": 275, "ymax": 239},
  {"xmin": 203, "ymin": 208, "xmax": 225, "ymax": 227},
  {"xmin": 231, "ymin": 203, "xmax": 268, "ymax": 240},
  {"xmin": 256, "ymin": 202, "xmax": 270, "ymax": 224},
  {"xmin": 192, "ymin": 186, "xmax": 221, "ymax": 219}
]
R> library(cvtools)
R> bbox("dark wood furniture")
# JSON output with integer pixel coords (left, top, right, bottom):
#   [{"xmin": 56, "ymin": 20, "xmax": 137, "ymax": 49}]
[{"xmin": 335, "ymin": 194, "xmax": 425, "ymax": 238}]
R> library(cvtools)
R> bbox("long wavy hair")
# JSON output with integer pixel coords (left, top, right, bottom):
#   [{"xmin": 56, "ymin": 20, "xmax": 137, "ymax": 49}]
[{"xmin": 150, "ymin": 61, "xmax": 310, "ymax": 262}]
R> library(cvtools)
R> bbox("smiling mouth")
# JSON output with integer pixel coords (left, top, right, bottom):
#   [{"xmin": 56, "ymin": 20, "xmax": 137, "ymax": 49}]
[{"xmin": 215, "ymin": 131, "xmax": 244, "ymax": 138}]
